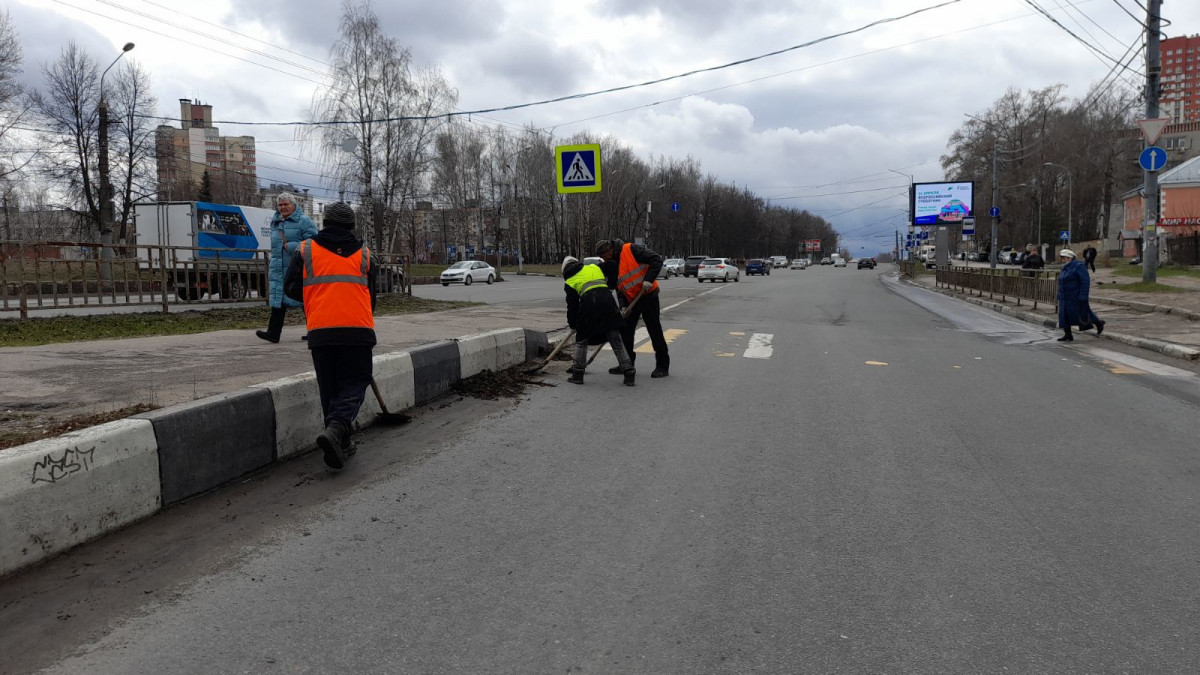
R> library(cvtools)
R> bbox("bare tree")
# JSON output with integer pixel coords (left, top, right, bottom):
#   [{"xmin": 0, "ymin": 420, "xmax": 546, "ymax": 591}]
[
  {"xmin": 0, "ymin": 9, "xmax": 34, "ymax": 190},
  {"xmin": 28, "ymin": 42, "xmax": 102, "ymax": 237},
  {"xmin": 110, "ymin": 60, "xmax": 157, "ymax": 243}
]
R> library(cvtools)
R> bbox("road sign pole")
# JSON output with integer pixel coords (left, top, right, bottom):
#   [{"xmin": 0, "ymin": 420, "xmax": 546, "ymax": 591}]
[
  {"xmin": 1143, "ymin": 0, "xmax": 1161, "ymax": 283},
  {"xmin": 990, "ymin": 144, "xmax": 999, "ymax": 269}
]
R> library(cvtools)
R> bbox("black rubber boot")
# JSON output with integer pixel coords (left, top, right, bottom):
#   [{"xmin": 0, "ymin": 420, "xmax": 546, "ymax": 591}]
[
  {"xmin": 1096, "ymin": 320, "xmax": 1105, "ymax": 335},
  {"xmin": 651, "ymin": 368, "xmax": 669, "ymax": 378},
  {"xmin": 623, "ymin": 368, "xmax": 636, "ymax": 386},
  {"xmin": 568, "ymin": 370, "xmax": 584, "ymax": 385},
  {"xmin": 317, "ymin": 421, "xmax": 349, "ymax": 469},
  {"xmin": 608, "ymin": 366, "xmax": 624, "ymax": 375},
  {"xmin": 256, "ymin": 307, "xmax": 285, "ymax": 344}
]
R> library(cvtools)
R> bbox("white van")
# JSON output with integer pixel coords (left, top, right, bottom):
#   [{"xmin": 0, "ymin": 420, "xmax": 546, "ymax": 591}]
[{"xmin": 918, "ymin": 245, "xmax": 937, "ymax": 266}]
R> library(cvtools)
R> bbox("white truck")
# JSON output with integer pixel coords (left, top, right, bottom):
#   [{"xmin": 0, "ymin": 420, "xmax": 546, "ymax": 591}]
[{"xmin": 134, "ymin": 201, "xmax": 275, "ymax": 301}]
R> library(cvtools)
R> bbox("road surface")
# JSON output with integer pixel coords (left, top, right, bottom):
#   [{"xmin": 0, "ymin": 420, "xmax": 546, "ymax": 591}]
[{"xmin": 5, "ymin": 264, "xmax": 1200, "ymax": 673}]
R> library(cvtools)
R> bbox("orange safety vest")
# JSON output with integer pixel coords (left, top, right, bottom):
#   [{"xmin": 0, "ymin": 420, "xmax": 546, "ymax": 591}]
[
  {"xmin": 616, "ymin": 243, "xmax": 659, "ymax": 302},
  {"xmin": 300, "ymin": 240, "xmax": 374, "ymax": 331}
]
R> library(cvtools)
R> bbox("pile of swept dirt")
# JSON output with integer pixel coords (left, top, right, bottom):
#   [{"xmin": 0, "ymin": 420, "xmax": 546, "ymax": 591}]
[{"xmin": 452, "ymin": 368, "xmax": 555, "ymax": 400}]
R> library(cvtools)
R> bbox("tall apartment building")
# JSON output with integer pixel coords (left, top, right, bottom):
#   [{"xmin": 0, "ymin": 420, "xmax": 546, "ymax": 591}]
[
  {"xmin": 155, "ymin": 99, "xmax": 257, "ymax": 204},
  {"xmin": 1161, "ymin": 35, "xmax": 1200, "ymax": 124}
]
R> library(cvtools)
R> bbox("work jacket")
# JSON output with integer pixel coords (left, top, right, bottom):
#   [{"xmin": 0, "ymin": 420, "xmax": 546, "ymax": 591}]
[
  {"xmin": 613, "ymin": 241, "xmax": 661, "ymax": 302},
  {"xmin": 284, "ymin": 228, "xmax": 377, "ymax": 349},
  {"xmin": 564, "ymin": 262, "xmax": 623, "ymax": 342}
]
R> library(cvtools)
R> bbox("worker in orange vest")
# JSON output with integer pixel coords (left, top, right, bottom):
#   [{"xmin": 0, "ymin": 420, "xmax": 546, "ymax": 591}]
[
  {"xmin": 595, "ymin": 238, "xmax": 670, "ymax": 378},
  {"xmin": 283, "ymin": 202, "xmax": 377, "ymax": 469}
]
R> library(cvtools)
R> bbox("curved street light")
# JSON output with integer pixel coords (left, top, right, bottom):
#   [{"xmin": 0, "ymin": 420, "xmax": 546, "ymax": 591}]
[{"xmin": 98, "ymin": 42, "xmax": 134, "ymax": 239}]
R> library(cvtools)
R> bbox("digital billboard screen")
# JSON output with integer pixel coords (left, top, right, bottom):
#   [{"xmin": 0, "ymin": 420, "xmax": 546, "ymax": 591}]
[{"xmin": 912, "ymin": 181, "xmax": 974, "ymax": 226}]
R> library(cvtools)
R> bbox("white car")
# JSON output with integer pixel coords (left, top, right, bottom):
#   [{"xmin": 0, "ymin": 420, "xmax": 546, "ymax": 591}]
[
  {"xmin": 770, "ymin": 255, "xmax": 789, "ymax": 268},
  {"xmin": 832, "ymin": 257, "xmax": 847, "ymax": 267},
  {"xmin": 440, "ymin": 260, "xmax": 496, "ymax": 286},
  {"xmin": 662, "ymin": 258, "xmax": 684, "ymax": 278},
  {"xmin": 790, "ymin": 259, "xmax": 806, "ymax": 269},
  {"xmin": 698, "ymin": 257, "xmax": 740, "ymax": 283}
]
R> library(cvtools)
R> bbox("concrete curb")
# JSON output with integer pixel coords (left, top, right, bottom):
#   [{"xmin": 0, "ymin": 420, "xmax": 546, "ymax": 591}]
[
  {"xmin": 1089, "ymin": 295, "xmax": 1200, "ymax": 321},
  {"xmin": 923, "ymin": 283, "xmax": 1200, "ymax": 362},
  {"xmin": 0, "ymin": 327, "xmax": 550, "ymax": 578}
]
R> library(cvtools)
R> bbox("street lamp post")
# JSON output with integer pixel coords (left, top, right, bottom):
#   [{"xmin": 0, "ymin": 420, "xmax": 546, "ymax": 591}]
[
  {"xmin": 1043, "ymin": 162, "xmax": 1073, "ymax": 245},
  {"xmin": 98, "ymin": 42, "xmax": 134, "ymax": 243},
  {"xmin": 888, "ymin": 169, "xmax": 913, "ymax": 260}
]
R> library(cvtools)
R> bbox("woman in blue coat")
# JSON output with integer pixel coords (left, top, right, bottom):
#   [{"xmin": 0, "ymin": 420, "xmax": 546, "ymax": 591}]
[
  {"xmin": 1056, "ymin": 249, "xmax": 1090, "ymax": 342},
  {"xmin": 256, "ymin": 193, "xmax": 318, "ymax": 343}
]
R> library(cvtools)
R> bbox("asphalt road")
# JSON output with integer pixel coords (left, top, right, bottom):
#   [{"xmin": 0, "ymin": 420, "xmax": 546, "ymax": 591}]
[
  {"xmin": 7, "ymin": 264, "xmax": 1200, "ymax": 673},
  {"xmin": 411, "ymin": 271, "xmax": 711, "ymax": 308}
]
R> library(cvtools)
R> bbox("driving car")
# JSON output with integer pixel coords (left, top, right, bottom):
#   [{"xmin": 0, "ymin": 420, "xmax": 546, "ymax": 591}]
[
  {"xmin": 770, "ymin": 255, "xmax": 788, "ymax": 268},
  {"xmin": 698, "ymin": 257, "xmax": 740, "ymax": 282},
  {"xmin": 857, "ymin": 258, "xmax": 875, "ymax": 269},
  {"xmin": 683, "ymin": 255, "xmax": 708, "ymax": 277},
  {"xmin": 790, "ymin": 259, "xmax": 806, "ymax": 269},
  {"xmin": 662, "ymin": 258, "xmax": 684, "ymax": 278},
  {"xmin": 745, "ymin": 259, "xmax": 770, "ymax": 275},
  {"xmin": 833, "ymin": 257, "xmax": 847, "ymax": 267},
  {"xmin": 440, "ymin": 260, "xmax": 496, "ymax": 286}
]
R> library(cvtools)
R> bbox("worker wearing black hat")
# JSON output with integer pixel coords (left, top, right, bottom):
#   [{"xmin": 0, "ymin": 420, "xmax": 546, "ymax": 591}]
[
  {"xmin": 284, "ymin": 202, "xmax": 377, "ymax": 469},
  {"xmin": 594, "ymin": 238, "xmax": 670, "ymax": 378}
]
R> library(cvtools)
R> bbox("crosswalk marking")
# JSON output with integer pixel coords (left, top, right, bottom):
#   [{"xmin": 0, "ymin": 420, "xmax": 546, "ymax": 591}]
[
  {"xmin": 635, "ymin": 328, "xmax": 688, "ymax": 353},
  {"xmin": 743, "ymin": 333, "xmax": 774, "ymax": 359}
]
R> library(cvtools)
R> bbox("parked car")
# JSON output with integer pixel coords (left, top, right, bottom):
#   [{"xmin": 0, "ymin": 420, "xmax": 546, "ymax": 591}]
[
  {"xmin": 698, "ymin": 257, "xmax": 740, "ymax": 282},
  {"xmin": 857, "ymin": 258, "xmax": 875, "ymax": 269},
  {"xmin": 790, "ymin": 259, "xmax": 806, "ymax": 269},
  {"xmin": 820, "ymin": 257, "xmax": 832, "ymax": 265},
  {"xmin": 745, "ymin": 259, "xmax": 770, "ymax": 275},
  {"xmin": 440, "ymin": 260, "xmax": 496, "ymax": 286},
  {"xmin": 997, "ymin": 246, "xmax": 1015, "ymax": 264},
  {"xmin": 683, "ymin": 255, "xmax": 708, "ymax": 277},
  {"xmin": 833, "ymin": 257, "xmax": 847, "ymax": 267},
  {"xmin": 662, "ymin": 258, "xmax": 684, "ymax": 278}
]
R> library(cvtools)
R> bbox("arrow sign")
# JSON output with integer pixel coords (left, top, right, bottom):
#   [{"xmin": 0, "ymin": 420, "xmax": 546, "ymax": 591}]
[
  {"xmin": 1139, "ymin": 146, "xmax": 1168, "ymax": 173},
  {"xmin": 1138, "ymin": 118, "xmax": 1171, "ymax": 145}
]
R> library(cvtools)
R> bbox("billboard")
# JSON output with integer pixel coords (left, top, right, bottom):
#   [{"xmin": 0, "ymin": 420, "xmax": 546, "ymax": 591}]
[{"xmin": 912, "ymin": 181, "xmax": 974, "ymax": 226}]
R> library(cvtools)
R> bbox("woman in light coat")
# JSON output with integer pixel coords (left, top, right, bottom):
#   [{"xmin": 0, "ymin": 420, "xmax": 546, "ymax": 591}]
[{"xmin": 256, "ymin": 192, "xmax": 317, "ymax": 342}]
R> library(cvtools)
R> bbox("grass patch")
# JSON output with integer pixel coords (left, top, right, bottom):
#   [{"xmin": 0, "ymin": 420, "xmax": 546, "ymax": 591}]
[
  {"xmin": 0, "ymin": 296, "xmax": 479, "ymax": 347},
  {"xmin": 1115, "ymin": 281, "xmax": 1188, "ymax": 293},
  {"xmin": 1113, "ymin": 266, "xmax": 1200, "ymax": 279},
  {"xmin": 0, "ymin": 403, "xmax": 158, "ymax": 451}
]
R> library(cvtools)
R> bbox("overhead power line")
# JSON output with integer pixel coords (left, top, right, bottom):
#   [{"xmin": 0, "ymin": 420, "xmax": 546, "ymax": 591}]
[{"xmin": 129, "ymin": 0, "xmax": 965, "ymax": 128}]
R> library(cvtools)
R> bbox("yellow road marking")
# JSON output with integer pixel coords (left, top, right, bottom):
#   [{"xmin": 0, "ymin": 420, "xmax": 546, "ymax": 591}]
[
  {"xmin": 636, "ymin": 328, "xmax": 688, "ymax": 353},
  {"xmin": 729, "ymin": 331, "xmax": 745, "ymax": 336},
  {"xmin": 715, "ymin": 352, "xmax": 737, "ymax": 358},
  {"xmin": 1102, "ymin": 360, "xmax": 1143, "ymax": 375},
  {"xmin": 865, "ymin": 361, "xmax": 889, "ymax": 366}
]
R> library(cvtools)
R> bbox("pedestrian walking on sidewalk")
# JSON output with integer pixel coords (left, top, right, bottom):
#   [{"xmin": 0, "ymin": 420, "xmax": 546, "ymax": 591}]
[
  {"xmin": 595, "ymin": 238, "xmax": 670, "ymax": 378},
  {"xmin": 283, "ymin": 202, "xmax": 377, "ymax": 470},
  {"xmin": 1056, "ymin": 249, "xmax": 1097, "ymax": 342},
  {"xmin": 257, "ymin": 192, "xmax": 317, "ymax": 343},
  {"xmin": 561, "ymin": 256, "xmax": 635, "ymax": 386},
  {"xmin": 1083, "ymin": 244, "xmax": 1098, "ymax": 273},
  {"xmin": 1021, "ymin": 244, "xmax": 1044, "ymax": 277}
]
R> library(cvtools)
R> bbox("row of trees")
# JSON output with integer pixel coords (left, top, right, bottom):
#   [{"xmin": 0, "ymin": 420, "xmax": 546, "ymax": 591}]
[
  {"xmin": 306, "ymin": 3, "xmax": 839, "ymax": 264},
  {"xmin": 941, "ymin": 83, "xmax": 1137, "ymax": 249},
  {"xmin": 0, "ymin": 10, "xmax": 158, "ymax": 244},
  {"xmin": 0, "ymin": 4, "xmax": 839, "ymax": 261}
]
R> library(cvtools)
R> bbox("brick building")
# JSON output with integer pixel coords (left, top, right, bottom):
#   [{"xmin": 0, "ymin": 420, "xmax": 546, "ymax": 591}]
[{"xmin": 155, "ymin": 100, "xmax": 257, "ymax": 204}]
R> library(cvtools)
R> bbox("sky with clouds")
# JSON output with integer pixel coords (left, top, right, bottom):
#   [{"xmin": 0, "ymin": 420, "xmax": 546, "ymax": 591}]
[{"xmin": 7, "ymin": 0, "xmax": 1199, "ymax": 256}]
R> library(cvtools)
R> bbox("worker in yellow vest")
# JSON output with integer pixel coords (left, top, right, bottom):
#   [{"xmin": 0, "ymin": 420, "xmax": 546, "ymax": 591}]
[
  {"xmin": 562, "ymin": 256, "xmax": 635, "ymax": 386},
  {"xmin": 595, "ymin": 239, "xmax": 670, "ymax": 378},
  {"xmin": 283, "ymin": 202, "xmax": 377, "ymax": 469}
]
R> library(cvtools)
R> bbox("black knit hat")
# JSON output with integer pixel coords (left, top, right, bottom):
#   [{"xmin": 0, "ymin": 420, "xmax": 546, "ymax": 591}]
[
  {"xmin": 324, "ymin": 202, "xmax": 356, "ymax": 229},
  {"xmin": 594, "ymin": 239, "xmax": 614, "ymax": 256}
]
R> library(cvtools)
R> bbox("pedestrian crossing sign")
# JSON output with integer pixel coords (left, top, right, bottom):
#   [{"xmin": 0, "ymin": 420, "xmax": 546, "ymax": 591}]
[{"xmin": 556, "ymin": 144, "xmax": 602, "ymax": 194}]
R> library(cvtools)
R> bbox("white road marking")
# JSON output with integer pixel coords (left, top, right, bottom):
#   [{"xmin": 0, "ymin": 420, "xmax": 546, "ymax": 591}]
[
  {"xmin": 662, "ymin": 285, "xmax": 727, "ymax": 313},
  {"xmin": 744, "ymin": 333, "xmax": 774, "ymax": 359},
  {"xmin": 1085, "ymin": 347, "xmax": 1196, "ymax": 379}
]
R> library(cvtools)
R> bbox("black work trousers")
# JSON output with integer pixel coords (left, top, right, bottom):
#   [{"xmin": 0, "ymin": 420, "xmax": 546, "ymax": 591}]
[
  {"xmin": 620, "ymin": 291, "xmax": 669, "ymax": 372},
  {"xmin": 310, "ymin": 345, "xmax": 373, "ymax": 430}
]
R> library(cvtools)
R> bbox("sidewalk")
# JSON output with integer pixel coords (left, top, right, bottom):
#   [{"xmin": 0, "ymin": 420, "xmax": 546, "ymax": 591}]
[
  {"xmin": 907, "ymin": 268, "xmax": 1200, "ymax": 360},
  {"xmin": 0, "ymin": 305, "xmax": 565, "ymax": 441}
]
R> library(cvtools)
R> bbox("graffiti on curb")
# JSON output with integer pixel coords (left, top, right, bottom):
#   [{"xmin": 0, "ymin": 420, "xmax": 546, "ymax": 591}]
[{"xmin": 30, "ymin": 447, "xmax": 96, "ymax": 485}]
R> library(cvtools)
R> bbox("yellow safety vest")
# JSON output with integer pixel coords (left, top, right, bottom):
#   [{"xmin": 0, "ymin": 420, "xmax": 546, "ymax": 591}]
[{"xmin": 565, "ymin": 264, "xmax": 609, "ymax": 296}]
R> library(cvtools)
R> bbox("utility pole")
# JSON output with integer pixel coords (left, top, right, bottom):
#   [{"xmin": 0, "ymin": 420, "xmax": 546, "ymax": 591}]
[
  {"xmin": 98, "ymin": 43, "xmax": 134, "ymax": 243},
  {"xmin": 644, "ymin": 200, "xmax": 651, "ymax": 246},
  {"xmin": 990, "ymin": 144, "xmax": 1000, "ymax": 269},
  {"xmin": 1143, "ymin": 0, "xmax": 1162, "ymax": 283}
]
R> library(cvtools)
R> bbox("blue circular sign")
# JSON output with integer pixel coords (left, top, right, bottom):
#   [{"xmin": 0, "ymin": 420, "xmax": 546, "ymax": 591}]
[
  {"xmin": 671, "ymin": 202, "xmax": 681, "ymax": 212},
  {"xmin": 1139, "ymin": 146, "xmax": 1167, "ymax": 172},
  {"xmin": 989, "ymin": 206, "xmax": 1001, "ymax": 218}
]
